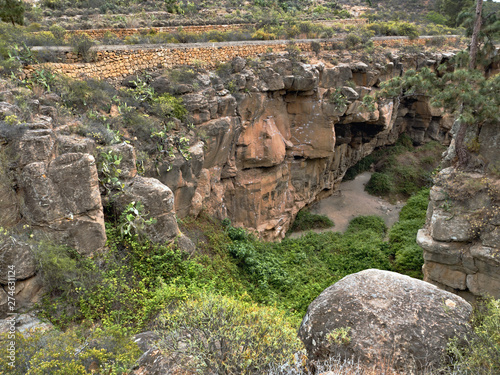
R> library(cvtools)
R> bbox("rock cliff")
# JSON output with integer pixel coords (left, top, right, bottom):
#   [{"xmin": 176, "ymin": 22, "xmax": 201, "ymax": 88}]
[
  {"xmin": 418, "ymin": 120, "xmax": 500, "ymax": 301},
  {"xmin": 0, "ymin": 49, "xmax": 459, "ymax": 314},
  {"xmin": 148, "ymin": 52, "xmax": 456, "ymax": 240},
  {"xmin": 0, "ymin": 96, "xmax": 185, "ymax": 317}
]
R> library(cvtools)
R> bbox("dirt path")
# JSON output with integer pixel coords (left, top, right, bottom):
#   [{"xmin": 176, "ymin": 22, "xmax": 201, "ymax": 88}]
[{"xmin": 290, "ymin": 172, "xmax": 403, "ymax": 237}]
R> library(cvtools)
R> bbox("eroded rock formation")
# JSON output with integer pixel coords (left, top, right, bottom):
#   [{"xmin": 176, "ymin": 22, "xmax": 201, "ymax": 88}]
[
  {"xmin": 418, "ymin": 120, "xmax": 500, "ymax": 300},
  {"xmin": 151, "ymin": 52, "xmax": 456, "ymax": 239},
  {"xmin": 0, "ymin": 108, "xmax": 185, "ymax": 317}
]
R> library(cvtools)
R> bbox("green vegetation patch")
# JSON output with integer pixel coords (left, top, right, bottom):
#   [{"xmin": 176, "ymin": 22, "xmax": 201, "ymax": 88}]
[
  {"xmin": 345, "ymin": 134, "xmax": 445, "ymax": 201},
  {"xmin": 289, "ymin": 209, "xmax": 334, "ymax": 232}
]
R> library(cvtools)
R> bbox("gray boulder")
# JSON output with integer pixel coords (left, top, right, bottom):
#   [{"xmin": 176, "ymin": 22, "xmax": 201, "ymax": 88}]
[
  {"xmin": 20, "ymin": 153, "xmax": 106, "ymax": 255},
  {"xmin": 0, "ymin": 238, "xmax": 36, "ymax": 284},
  {"xmin": 298, "ymin": 269, "xmax": 472, "ymax": 371},
  {"xmin": 116, "ymin": 176, "xmax": 179, "ymax": 244}
]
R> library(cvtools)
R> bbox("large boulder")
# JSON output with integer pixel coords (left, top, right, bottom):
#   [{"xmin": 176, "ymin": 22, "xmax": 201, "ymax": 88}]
[
  {"xmin": 116, "ymin": 176, "xmax": 180, "ymax": 244},
  {"xmin": 20, "ymin": 153, "xmax": 106, "ymax": 255},
  {"xmin": 298, "ymin": 269, "xmax": 472, "ymax": 371}
]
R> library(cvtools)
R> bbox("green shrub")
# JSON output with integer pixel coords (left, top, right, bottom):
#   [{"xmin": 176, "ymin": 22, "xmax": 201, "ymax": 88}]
[
  {"xmin": 447, "ymin": 298, "xmax": 500, "ymax": 374},
  {"xmin": 49, "ymin": 24, "xmax": 66, "ymax": 42},
  {"xmin": 365, "ymin": 172, "xmax": 394, "ymax": 195},
  {"xmin": 289, "ymin": 210, "xmax": 334, "ymax": 232},
  {"xmin": 0, "ymin": 325, "xmax": 141, "ymax": 375},
  {"xmin": 156, "ymin": 293, "xmax": 303, "ymax": 374},
  {"xmin": 346, "ymin": 215, "xmax": 387, "ymax": 237},
  {"xmin": 388, "ymin": 189, "xmax": 429, "ymax": 278},
  {"xmin": 344, "ymin": 32, "xmax": 362, "ymax": 49},
  {"xmin": 151, "ymin": 93, "xmax": 187, "ymax": 120},
  {"xmin": 69, "ymin": 32, "xmax": 95, "ymax": 62}
]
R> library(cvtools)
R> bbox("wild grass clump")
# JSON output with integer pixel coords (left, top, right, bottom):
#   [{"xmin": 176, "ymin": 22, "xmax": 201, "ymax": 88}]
[{"xmin": 289, "ymin": 210, "xmax": 334, "ymax": 232}]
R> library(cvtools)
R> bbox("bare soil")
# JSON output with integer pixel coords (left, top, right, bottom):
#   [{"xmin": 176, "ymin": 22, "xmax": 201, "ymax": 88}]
[{"xmin": 290, "ymin": 172, "xmax": 403, "ymax": 237}]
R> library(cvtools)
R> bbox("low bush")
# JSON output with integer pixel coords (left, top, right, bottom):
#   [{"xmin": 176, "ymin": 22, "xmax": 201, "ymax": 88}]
[
  {"xmin": 289, "ymin": 210, "xmax": 334, "ymax": 232},
  {"xmin": 0, "ymin": 325, "xmax": 141, "ymax": 375},
  {"xmin": 447, "ymin": 298, "xmax": 500, "ymax": 374},
  {"xmin": 365, "ymin": 172, "xmax": 394, "ymax": 195},
  {"xmin": 69, "ymin": 32, "xmax": 95, "ymax": 62},
  {"xmin": 346, "ymin": 215, "xmax": 387, "ymax": 237},
  {"xmin": 388, "ymin": 189, "xmax": 429, "ymax": 278},
  {"xmin": 157, "ymin": 293, "xmax": 302, "ymax": 374}
]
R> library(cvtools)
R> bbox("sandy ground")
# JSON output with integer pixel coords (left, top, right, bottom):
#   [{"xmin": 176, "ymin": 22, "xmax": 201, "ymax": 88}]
[{"xmin": 290, "ymin": 172, "xmax": 403, "ymax": 238}]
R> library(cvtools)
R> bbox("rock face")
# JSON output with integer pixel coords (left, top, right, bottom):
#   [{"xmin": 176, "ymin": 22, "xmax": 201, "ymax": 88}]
[
  {"xmin": 149, "ymin": 52, "xmax": 454, "ymax": 240},
  {"xmin": 419, "ymin": 123, "xmax": 500, "ymax": 300},
  {"xmin": 298, "ymin": 269, "xmax": 472, "ymax": 371}
]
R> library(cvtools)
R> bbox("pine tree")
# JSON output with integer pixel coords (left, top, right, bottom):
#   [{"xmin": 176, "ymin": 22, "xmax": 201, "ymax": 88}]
[{"xmin": 0, "ymin": 0, "xmax": 25, "ymax": 26}]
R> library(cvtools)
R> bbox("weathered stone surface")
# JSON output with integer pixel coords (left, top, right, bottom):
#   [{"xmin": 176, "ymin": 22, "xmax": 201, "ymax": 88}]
[
  {"xmin": 231, "ymin": 56, "xmax": 246, "ymax": 73},
  {"xmin": 0, "ymin": 102, "xmax": 20, "ymax": 119},
  {"xmin": 48, "ymin": 153, "xmax": 102, "ymax": 215},
  {"xmin": 340, "ymin": 86, "xmax": 359, "ymax": 101},
  {"xmin": 131, "ymin": 348, "xmax": 171, "ymax": 375},
  {"xmin": 298, "ymin": 269, "xmax": 472, "ymax": 370},
  {"xmin": 118, "ymin": 176, "xmax": 179, "ymax": 244},
  {"xmin": 237, "ymin": 116, "xmax": 286, "ymax": 169},
  {"xmin": 0, "ymin": 288, "xmax": 7, "ymax": 318},
  {"xmin": 52, "ymin": 213, "xmax": 107, "ymax": 256},
  {"xmin": 0, "ymin": 312, "xmax": 52, "ymax": 334},
  {"xmin": 417, "ymin": 229, "xmax": 464, "ymax": 265},
  {"xmin": 21, "ymin": 161, "xmax": 64, "ymax": 224},
  {"xmin": 0, "ymin": 239, "xmax": 36, "ymax": 284},
  {"xmin": 430, "ymin": 210, "xmax": 472, "ymax": 242},
  {"xmin": 288, "ymin": 64, "xmax": 319, "ymax": 92},
  {"xmin": 320, "ymin": 65, "xmax": 352, "ymax": 88},
  {"xmin": 343, "ymin": 101, "xmax": 379, "ymax": 124},
  {"xmin": 18, "ymin": 129, "xmax": 55, "ymax": 167},
  {"xmin": 0, "ymin": 177, "xmax": 19, "ymax": 228},
  {"xmin": 481, "ymin": 226, "xmax": 500, "ymax": 248},
  {"xmin": 5, "ymin": 274, "xmax": 45, "ymax": 315},
  {"xmin": 217, "ymin": 95, "xmax": 237, "ymax": 117},
  {"xmin": 105, "ymin": 142, "xmax": 137, "ymax": 180},
  {"xmin": 57, "ymin": 134, "xmax": 96, "ymax": 155},
  {"xmin": 478, "ymin": 122, "xmax": 500, "ymax": 164},
  {"xmin": 260, "ymin": 67, "xmax": 285, "ymax": 91},
  {"xmin": 199, "ymin": 117, "xmax": 239, "ymax": 169},
  {"xmin": 21, "ymin": 153, "xmax": 106, "ymax": 254},
  {"xmin": 423, "ymin": 262, "xmax": 467, "ymax": 290},
  {"xmin": 466, "ymin": 273, "xmax": 500, "ymax": 298}
]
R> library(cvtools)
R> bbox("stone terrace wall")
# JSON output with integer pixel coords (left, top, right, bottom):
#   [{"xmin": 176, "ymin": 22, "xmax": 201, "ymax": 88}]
[
  {"xmin": 28, "ymin": 36, "xmax": 460, "ymax": 80},
  {"xmin": 68, "ymin": 24, "xmax": 253, "ymax": 40}
]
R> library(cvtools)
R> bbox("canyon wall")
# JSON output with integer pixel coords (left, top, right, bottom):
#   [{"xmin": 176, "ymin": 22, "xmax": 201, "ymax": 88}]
[
  {"xmin": 0, "ymin": 47, "xmax": 464, "ymax": 314},
  {"xmin": 143, "ymin": 52, "xmax": 456, "ymax": 240}
]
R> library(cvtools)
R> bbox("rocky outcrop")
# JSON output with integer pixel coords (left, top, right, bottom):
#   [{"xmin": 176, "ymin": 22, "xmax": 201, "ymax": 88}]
[
  {"xmin": 418, "ymin": 122, "xmax": 500, "ymax": 300},
  {"xmin": 101, "ymin": 142, "xmax": 189, "ymax": 247},
  {"xmin": 150, "ymin": 52, "xmax": 455, "ymax": 239},
  {"xmin": 298, "ymin": 269, "xmax": 472, "ymax": 371},
  {"xmin": 20, "ymin": 153, "xmax": 106, "ymax": 255}
]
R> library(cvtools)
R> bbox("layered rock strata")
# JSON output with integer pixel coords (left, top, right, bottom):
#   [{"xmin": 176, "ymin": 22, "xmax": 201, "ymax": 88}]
[
  {"xmin": 418, "ymin": 121, "xmax": 500, "ymax": 300},
  {"xmin": 154, "ymin": 52, "xmax": 456, "ymax": 239}
]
